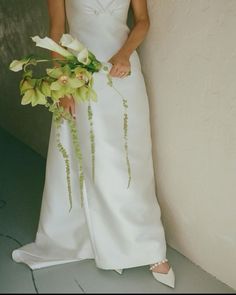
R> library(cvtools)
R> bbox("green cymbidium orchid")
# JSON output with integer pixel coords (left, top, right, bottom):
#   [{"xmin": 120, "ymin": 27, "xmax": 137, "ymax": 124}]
[
  {"xmin": 47, "ymin": 65, "xmax": 85, "ymax": 101},
  {"xmin": 41, "ymin": 80, "xmax": 52, "ymax": 97},
  {"xmin": 74, "ymin": 66, "xmax": 92, "ymax": 83},
  {"xmin": 72, "ymin": 67, "xmax": 97, "ymax": 102},
  {"xmin": 72, "ymin": 85, "xmax": 97, "ymax": 103},
  {"xmin": 20, "ymin": 78, "xmax": 47, "ymax": 107}
]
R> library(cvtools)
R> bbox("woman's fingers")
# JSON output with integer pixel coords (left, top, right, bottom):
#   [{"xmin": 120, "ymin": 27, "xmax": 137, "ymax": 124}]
[
  {"xmin": 58, "ymin": 95, "xmax": 76, "ymax": 119},
  {"xmin": 66, "ymin": 95, "xmax": 76, "ymax": 118},
  {"xmin": 70, "ymin": 100, "xmax": 76, "ymax": 119},
  {"xmin": 109, "ymin": 64, "xmax": 120, "ymax": 77},
  {"xmin": 120, "ymin": 71, "xmax": 129, "ymax": 78},
  {"xmin": 118, "ymin": 68, "xmax": 129, "ymax": 78},
  {"xmin": 110, "ymin": 64, "xmax": 130, "ymax": 78}
]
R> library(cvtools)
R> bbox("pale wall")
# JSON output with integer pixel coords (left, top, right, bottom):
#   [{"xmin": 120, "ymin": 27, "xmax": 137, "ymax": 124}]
[{"xmin": 139, "ymin": 0, "xmax": 236, "ymax": 289}]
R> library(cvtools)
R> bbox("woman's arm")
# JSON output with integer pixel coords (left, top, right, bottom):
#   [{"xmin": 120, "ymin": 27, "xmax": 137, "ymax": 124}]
[
  {"xmin": 109, "ymin": 0, "xmax": 150, "ymax": 78},
  {"xmin": 118, "ymin": 0, "xmax": 150, "ymax": 59},
  {"xmin": 47, "ymin": 0, "xmax": 66, "ymax": 60},
  {"xmin": 47, "ymin": 0, "xmax": 75, "ymax": 118}
]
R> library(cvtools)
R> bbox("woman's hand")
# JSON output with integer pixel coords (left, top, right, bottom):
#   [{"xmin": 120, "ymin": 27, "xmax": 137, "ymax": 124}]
[
  {"xmin": 58, "ymin": 95, "xmax": 76, "ymax": 119},
  {"xmin": 108, "ymin": 52, "xmax": 131, "ymax": 78}
]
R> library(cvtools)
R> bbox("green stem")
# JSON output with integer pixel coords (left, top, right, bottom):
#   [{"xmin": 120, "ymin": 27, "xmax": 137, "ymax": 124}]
[
  {"xmin": 34, "ymin": 58, "xmax": 69, "ymax": 63},
  {"xmin": 23, "ymin": 58, "xmax": 67, "ymax": 72}
]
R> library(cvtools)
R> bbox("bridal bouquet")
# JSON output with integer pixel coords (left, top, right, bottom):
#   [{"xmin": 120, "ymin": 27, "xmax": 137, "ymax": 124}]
[{"xmin": 9, "ymin": 34, "xmax": 131, "ymax": 211}]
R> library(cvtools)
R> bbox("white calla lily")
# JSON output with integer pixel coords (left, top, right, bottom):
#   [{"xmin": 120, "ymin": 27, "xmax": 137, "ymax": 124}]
[
  {"xmin": 9, "ymin": 58, "xmax": 30, "ymax": 72},
  {"xmin": 60, "ymin": 34, "xmax": 85, "ymax": 52},
  {"xmin": 32, "ymin": 36, "xmax": 75, "ymax": 59},
  {"xmin": 77, "ymin": 48, "xmax": 90, "ymax": 65}
]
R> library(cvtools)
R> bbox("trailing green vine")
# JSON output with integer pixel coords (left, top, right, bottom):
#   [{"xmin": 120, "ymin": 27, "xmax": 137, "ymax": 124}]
[
  {"xmin": 55, "ymin": 117, "xmax": 73, "ymax": 211},
  {"xmin": 48, "ymin": 103, "xmax": 85, "ymax": 209},
  {"xmin": 106, "ymin": 75, "xmax": 132, "ymax": 188},
  {"xmin": 67, "ymin": 114, "xmax": 85, "ymax": 208},
  {"xmin": 122, "ymin": 98, "xmax": 131, "ymax": 188},
  {"xmin": 87, "ymin": 100, "xmax": 95, "ymax": 182}
]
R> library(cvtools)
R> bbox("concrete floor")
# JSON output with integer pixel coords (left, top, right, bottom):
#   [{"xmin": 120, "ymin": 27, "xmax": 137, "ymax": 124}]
[{"xmin": 0, "ymin": 127, "xmax": 235, "ymax": 294}]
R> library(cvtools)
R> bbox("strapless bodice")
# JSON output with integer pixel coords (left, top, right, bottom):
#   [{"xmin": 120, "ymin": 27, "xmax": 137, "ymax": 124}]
[{"xmin": 65, "ymin": 0, "xmax": 131, "ymax": 61}]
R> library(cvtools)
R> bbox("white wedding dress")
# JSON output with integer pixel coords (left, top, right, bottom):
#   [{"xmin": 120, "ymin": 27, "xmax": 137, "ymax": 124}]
[{"xmin": 12, "ymin": 0, "xmax": 167, "ymax": 270}]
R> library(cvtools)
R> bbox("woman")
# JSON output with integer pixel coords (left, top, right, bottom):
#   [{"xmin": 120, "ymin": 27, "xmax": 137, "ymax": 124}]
[{"xmin": 12, "ymin": 0, "xmax": 175, "ymax": 288}]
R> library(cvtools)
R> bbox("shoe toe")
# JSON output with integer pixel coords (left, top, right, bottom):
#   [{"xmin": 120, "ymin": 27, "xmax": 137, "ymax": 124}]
[{"xmin": 152, "ymin": 267, "xmax": 175, "ymax": 288}]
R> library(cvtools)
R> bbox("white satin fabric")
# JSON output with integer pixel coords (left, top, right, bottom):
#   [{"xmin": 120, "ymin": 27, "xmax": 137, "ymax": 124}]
[{"xmin": 12, "ymin": 0, "xmax": 167, "ymax": 270}]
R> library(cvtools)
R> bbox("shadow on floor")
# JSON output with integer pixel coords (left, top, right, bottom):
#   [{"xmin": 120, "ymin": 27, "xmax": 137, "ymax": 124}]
[{"xmin": 0, "ymin": 127, "xmax": 234, "ymax": 293}]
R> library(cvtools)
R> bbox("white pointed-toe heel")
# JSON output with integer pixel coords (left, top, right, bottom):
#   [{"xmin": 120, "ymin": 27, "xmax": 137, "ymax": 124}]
[
  {"xmin": 114, "ymin": 269, "xmax": 123, "ymax": 275},
  {"xmin": 150, "ymin": 259, "xmax": 175, "ymax": 289}
]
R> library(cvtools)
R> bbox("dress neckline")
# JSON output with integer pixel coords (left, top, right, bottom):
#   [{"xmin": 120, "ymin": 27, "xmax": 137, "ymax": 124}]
[{"xmin": 96, "ymin": 0, "xmax": 116, "ymax": 12}]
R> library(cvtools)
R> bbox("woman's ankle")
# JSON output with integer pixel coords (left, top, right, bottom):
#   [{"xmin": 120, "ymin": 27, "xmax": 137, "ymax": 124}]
[{"xmin": 149, "ymin": 259, "xmax": 170, "ymax": 274}]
